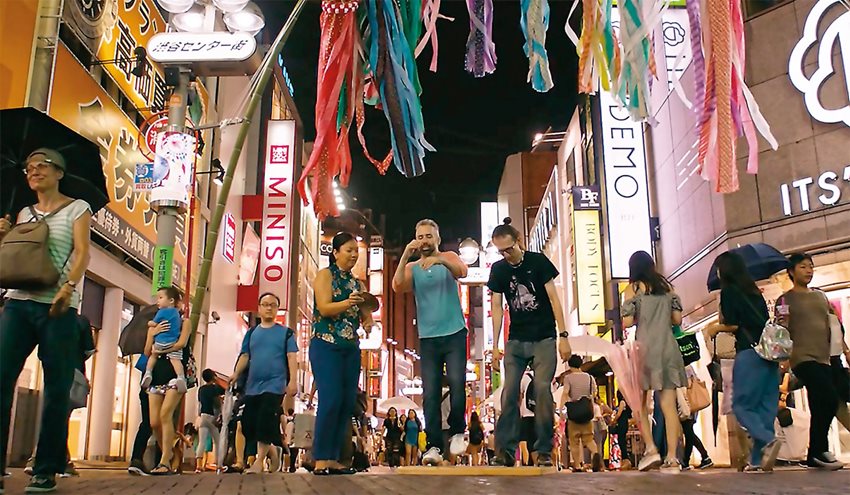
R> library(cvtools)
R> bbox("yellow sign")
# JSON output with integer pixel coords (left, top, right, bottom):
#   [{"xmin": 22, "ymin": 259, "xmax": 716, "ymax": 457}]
[
  {"xmin": 573, "ymin": 210, "xmax": 606, "ymax": 325},
  {"xmin": 0, "ymin": 0, "xmax": 37, "ymax": 109},
  {"xmin": 49, "ymin": 43, "xmax": 186, "ymax": 282}
]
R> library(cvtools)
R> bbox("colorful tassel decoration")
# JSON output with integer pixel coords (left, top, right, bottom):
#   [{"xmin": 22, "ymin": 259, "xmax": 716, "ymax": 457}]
[
  {"xmin": 566, "ymin": 0, "xmax": 620, "ymax": 94},
  {"xmin": 693, "ymin": 0, "xmax": 777, "ymax": 194},
  {"xmin": 415, "ymin": 0, "xmax": 454, "ymax": 72},
  {"xmin": 520, "ymin": 0, "xmax": 554, "ymax": 93},
  {"xmin": 613, "ymin": 0, "xmax": 667, "ymax": 120},
  {"xmin": 297, "ymin": 0, "xmax": 362, "ymax": 220},
  {"xmin": 365, "ymin": 0, "xmax": 435, "ymax": 178},
  {"xmin": 464, "ymin": 0, "xmax": 497, "ymax": 78}
]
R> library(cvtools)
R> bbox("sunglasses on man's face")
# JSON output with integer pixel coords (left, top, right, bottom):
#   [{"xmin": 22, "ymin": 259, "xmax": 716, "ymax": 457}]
[{"xmin": 498, "ymin": 243, "xmax": 517, "ymax": 254}]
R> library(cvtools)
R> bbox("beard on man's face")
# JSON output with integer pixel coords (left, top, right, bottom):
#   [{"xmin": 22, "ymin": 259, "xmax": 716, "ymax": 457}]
[{"xmin": 419, "ymin": 243, "xmax": 435, "ymax": 255}]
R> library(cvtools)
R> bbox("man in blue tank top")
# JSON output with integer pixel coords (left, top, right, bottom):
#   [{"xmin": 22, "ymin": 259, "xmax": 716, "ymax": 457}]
[{"xmin": 392, "ymin": 219, "xmax": 469, "ymax": 466}]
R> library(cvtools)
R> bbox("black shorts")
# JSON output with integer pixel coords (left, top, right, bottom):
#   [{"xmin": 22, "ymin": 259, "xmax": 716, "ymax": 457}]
[
  {"xmin": 242, "ymin": 393, "xmax": 283, "ymax": 444},
  {"xmin": 520, "ymin": 416, "xmax": 537, "ymax": 444}
]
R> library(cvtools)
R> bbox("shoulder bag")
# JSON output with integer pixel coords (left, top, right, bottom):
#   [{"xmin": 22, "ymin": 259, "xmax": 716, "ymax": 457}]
[{"xmin": 565, "ymin": 375, "xmax": 594, "ymax": 424}]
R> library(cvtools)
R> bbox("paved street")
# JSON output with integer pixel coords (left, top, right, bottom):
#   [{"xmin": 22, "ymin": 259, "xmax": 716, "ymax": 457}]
[{"xmin": 3, "ymin": 467, "xmax": 849, "ymax": 494}]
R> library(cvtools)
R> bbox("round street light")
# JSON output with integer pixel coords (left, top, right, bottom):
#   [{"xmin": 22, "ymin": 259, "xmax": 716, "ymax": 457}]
[
  {"xmin": 171, "ymin": 4, "xmax": 207, "ymax": 32},
  {"xmin": 459, "ymin": 237, "xmax": 480, "ymax": 266},
  {"xmin": 223, "ymin": 1, "xmax": 265, "ymax": 35},
  {"xmin": 213, "ymin": 0, "xmax": 251, "ymax": 12},
  {"xmin": 159, "ymin": 0, "xmax": 195, "ymax": 14}
]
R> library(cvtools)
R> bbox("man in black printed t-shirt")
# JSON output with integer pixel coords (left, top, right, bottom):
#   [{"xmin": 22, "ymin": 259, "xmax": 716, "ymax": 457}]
[{"xmin": 487, "ymin": 219, "xmax": 571, "ymax": 468}]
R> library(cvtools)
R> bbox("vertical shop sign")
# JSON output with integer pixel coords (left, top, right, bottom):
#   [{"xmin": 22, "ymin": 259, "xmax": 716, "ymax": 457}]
[
  {"xmin": 152, "ymin": 246, "xmax": 174, "ymax": 293},
  {"xmin": 222, "ymin": 212, "xmax": 237, "ymax": 263},
  {"xmin": 259, "ymin": 120, "xmax": 296, "ymax": 307},
  {"xmin": 572, "ymin": 186, "xmax": 606, "ymax": 325}
]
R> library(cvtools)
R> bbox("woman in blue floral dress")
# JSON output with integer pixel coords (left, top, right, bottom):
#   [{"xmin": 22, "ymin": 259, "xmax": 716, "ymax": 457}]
[{"xmin": 310, "ymin": 232, "xmax": 376, "ymax": 475}]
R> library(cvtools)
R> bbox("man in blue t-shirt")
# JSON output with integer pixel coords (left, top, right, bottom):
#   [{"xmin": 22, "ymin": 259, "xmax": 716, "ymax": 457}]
[
  {"xmin": 230, "ymin": 293, "xmax": 298, "ymax": 474},
  {"xmin": 392, "ymin": 219, "xmax": 470, "ymax": 466}
]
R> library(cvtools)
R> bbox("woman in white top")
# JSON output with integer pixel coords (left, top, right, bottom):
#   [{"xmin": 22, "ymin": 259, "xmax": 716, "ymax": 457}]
[{"xmin": 0, "ymin": 148, "xmax": 92, "ymax": 492}]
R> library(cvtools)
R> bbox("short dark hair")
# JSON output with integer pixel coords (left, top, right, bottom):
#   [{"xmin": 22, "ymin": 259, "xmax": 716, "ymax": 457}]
[
  {"xmin": 202, "ymin": 368, "xmax": 215, "ymax": 383},
  {"xmin": 491, "ymin": 217, "xmax": 520, "ymax": 241},
  {"xmin": 158, "ymin": 286, "xmax": 181, "ymax": 303},
  {"xmin": 568, "ymin": 355, "xmax": 583, "ymax": 369},
  {"xmin": 258, "ymin": 292, "xmax": 281, "ymax": 306},
  {"xmin": 786, "ymin": 253, "xmax": 813, "ymax": 281}
]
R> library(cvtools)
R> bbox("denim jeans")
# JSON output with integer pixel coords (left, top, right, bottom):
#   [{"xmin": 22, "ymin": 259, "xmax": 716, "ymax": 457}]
[
  {"xmin": 309, "ymin": 338, "xmax": 360, "ymax": 461},
  {"xmin": 0, "ymin": 299, "xmax": 79, "ymax": 475},
  {"xmin": 496, "ymin": 338, "xmax": 557, "ymax": 455},
  {"xmin": 732, "ymin": 348, "xmax": 779, "ymax": 466},
  {"xmin": 420, "ymin": 328, "xmax": 467, "ymax": 453}
]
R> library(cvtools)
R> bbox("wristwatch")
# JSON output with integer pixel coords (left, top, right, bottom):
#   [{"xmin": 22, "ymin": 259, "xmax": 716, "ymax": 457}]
[
  {"xmin": 65, "ymin": 280, "xmax": 78, "ymax": 290},
  {"xmin": 559, "ymin": 331, "xmax": 570, "ymax": 338}
]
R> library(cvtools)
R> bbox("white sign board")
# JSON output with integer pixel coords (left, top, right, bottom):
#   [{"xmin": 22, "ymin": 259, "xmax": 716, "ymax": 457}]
[
  {"xmin": 599, "ymin": 89, "xmax": 653, "ymax": 279},
  {"xmin": 150, "ymin": 132, "xmax": 194, "ymax": 206},
  {"xmin": 788, "ymin": 0, "xmax": 850, "ymax": 127},
  {"xmin": 148, "ymin": 32, "xmax": 257, "ymax": 64},
  {"xmin": 259, "ymin": 120, "xmax": 296, "ymax": 308},
  {"xmin": 780, "ymin": 166, "xmax": 850, "ymax": 215}
]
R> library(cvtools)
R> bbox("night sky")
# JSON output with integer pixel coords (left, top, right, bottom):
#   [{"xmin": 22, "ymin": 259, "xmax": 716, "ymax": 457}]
[{"xmin": 258, "ymin": 0, "xmax": 579, "ymax": 246}]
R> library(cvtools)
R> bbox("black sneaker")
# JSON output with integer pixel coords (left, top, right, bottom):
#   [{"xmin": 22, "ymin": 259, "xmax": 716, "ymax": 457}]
[
  {"xmin": 489, "ymin": 450, "xmax": 516, "ymax": 467},
  {"xmin": 537, "ymin": 453, "xmax": 553, "ymax": 467},
  {"xmin": 810, "ymin": 452, "xmax": 844, "ymax": 471},
  {"xmin": 697, "ymin": 458, "xmax": 714, "ymax": 469},
  {"xmin": 128, "ymin": 459, "xmax": 149, "ymax": 476},
  {"xmin": 591, "ymin": 453, "xmax": 603, "ymax": 472},
  {"xmin": 25, "ymin": 475, "xmax": 56, "ymax": 493}
]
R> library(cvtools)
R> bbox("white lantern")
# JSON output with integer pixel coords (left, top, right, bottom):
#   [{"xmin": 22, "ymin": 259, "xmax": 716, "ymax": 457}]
[
  {"xmin": 458, "ymin": 238, "xmax": 480, "ymax": 266},
  {"xmin": 158, "ymin": 0, "xmax": 195, "ymax": 14},
  {"xmin": 223, "ymin": 1, "xmax": 265, "ymax": 36},
  {"xmin": 213, "ymin": 0, "xmax": 250, "ymax": 13}
]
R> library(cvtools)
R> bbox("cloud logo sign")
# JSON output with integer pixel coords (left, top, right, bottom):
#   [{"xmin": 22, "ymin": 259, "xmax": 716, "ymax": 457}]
[{"xmin": 788, "ymin": 0, "xmax": 850, "ymax": 127}]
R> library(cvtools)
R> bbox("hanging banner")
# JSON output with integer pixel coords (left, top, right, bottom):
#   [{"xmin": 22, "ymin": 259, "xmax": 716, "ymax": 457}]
[
  {"xmin": 152, "ymin": 245, "xmax": 174, "ymax": 294},
  {"xmin": 259, "ymin": 120, "xmax": 297, "ymax": 308}
]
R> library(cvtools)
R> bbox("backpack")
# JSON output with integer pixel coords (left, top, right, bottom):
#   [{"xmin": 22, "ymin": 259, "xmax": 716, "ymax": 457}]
[
  {"xmin": 236, "ymin": 325, "xmax": 294, "ymax": 392},
  {"xmin": 0, "ymin": 200, "xmax": 74, "ymax": 290},
  {"xmin": 525, "ymin": 374, "xmax": 536, "ymax": 412}
]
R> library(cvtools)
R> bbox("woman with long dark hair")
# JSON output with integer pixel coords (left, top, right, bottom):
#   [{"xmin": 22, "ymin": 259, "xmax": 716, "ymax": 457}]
[
  {"xmin": 620, "ymin": 251, "xmax": 686, "ymax": 471},
  {"xmin": 706, "ymin": 252, "xmax": 779, "ymax": 472},
  {"xmin": 403, "ymin": 410, "xmax": 422, "ymax": 466},
  {"xmin": 383, "ymin": 407, "xmax": 403, "ymax": 467},
  {"xmin": 310, "ymin": 232, "xmax": 376, "ymax": 475},
  {"xmin": 468, "ymin": 411, "xmax": 485, "ymax": 466}
]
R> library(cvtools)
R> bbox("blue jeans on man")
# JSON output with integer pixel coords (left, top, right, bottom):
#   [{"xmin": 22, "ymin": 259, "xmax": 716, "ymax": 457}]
[
  {"xmin": 732, "ymin": 348, "xmax": 779, "ymax": 466},
  {"xmin": 0, "ymin": 300, "xmax": 79, "ymax": 476},
  {"xmin": 420, "ymin": 329, "xmax": 468, "ymax": 454},
  {"xmin": 496, "ymin": 338, "xmax": 557, "ymax": 456}
]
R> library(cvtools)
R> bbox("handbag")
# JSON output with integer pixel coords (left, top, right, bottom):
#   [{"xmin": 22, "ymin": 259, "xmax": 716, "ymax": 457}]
[
  {"xmin": 674, "ymin": 325, "xmax": 701, "ymax": 365},
  {"xmin": 566, "ymin": 375, "xmax": 594, "ymax": 424},
  {"xmin": 0, "ymin": 201, "xmax": 74, "ymax": 290},
  {"xmin": 686, "ymin": 378, "xmax": 711, "ymax": 412},
  {"xmin": 69, "ymin": 369, "xmax": 90, "ymax": 409}
]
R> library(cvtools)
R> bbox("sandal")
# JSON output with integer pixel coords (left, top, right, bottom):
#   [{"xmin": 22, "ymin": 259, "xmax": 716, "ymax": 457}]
[{"xmin": 150, "ymin": 464, "xmax": 173, "ymax": 476}]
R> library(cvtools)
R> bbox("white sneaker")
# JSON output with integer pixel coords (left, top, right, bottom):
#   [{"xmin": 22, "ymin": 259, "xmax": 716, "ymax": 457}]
[
  {"xmin": 449, "ymin": 434, "xmax": 468, "ymax": 457},
  {"xmin": 422, "ymin": 447, "xmax": 443, "ymax": 466},
  {"xmin": 638, "ymin": 452, "xmax": 662, "ymax": 472}
]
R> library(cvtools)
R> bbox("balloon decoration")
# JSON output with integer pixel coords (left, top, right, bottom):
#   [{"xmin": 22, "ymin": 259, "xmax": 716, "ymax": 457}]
[
  {"xmin": 464, "ymin": 0, "xmax": 497, "ymax": 78},
  {"xmin": 520, "ymin": 0, "xmax": 554, "ymax": 93}
]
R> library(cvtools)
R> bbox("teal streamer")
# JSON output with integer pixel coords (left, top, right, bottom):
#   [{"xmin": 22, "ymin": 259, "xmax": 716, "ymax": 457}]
[{"xmin": 520, "ymin": 0, "xmax": 553, "ymax": 93}]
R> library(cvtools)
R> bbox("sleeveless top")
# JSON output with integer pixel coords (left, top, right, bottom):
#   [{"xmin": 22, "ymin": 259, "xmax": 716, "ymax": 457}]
[
  {"xmin": 312, "ymin": 263, "xmax": 361, "ymax": 348},
  {"xmin": 6, "ymin": 199, "xmax": 91, "ymax": 309},
  {"xmin": 411, "ymin": 263, "xmax": 466, "ymax": 338}
]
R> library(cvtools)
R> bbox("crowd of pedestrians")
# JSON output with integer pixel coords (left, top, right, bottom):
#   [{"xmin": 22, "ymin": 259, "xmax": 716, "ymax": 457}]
[{"xmin": 1, "ymin": 156, "xmax": 849, "ymax": 494}]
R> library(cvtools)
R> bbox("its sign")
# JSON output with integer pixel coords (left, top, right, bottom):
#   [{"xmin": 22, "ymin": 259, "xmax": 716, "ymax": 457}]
[
  {"xmin": 239, "ymin": 225, "xmax": 260, "ymax": 285},
  {"xmin": 259, "ymin": 120, "xmax": 296, "ymax": 308},
  {"xmin": 150, "ymin": 132, "xmax": 195, "ymax": 207},
  {"xmin": 573, "ymin": 209, "xmax": 606, "ymax": 325},
  {"xmin": 460, "ymin": 267, "xmax": 491, "ymax": 285},
  {"xmin": 780, "ymin": 166, "xmax": 850, "ymax": 215},
  {"xmin": 789, "ymin": 0, "xmax": 850, "ymax": 127},
  {"xmin": 148, "ymin": 32, "xmax": 257, "ymax": 64},
  {"xmin": 134, "ymin": 163, "xmax": 155, "ymax": 191},
  {"xmin": 369, "ymin": 247, "xmax": 384, "ymax": 271},
  {"xmin": 599, "ymin": 89, "xmax": 653, "ymax": 279},
  {"xmin": 319, "ymin": 241, "xmax": 333, "ymax": 257},
  {"xmin": 152, "ymin": 246, "xmax": 174, "ymax": 294},
  {"xmin": 572, "ymin": 185, "xmax": 602, "ymax": 211},
  {"xmin": 222, "ymin": 212, "xmax": 237, "ymax": 263}
]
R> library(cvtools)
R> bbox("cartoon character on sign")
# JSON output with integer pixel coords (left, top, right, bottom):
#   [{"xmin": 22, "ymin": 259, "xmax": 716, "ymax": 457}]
[
  {"xmin": 788, "ymin": 0, "xmax": 850, "ymax": 126},
  {"xmin": 152, "ymin": 131, "xmax": 195, "ymax": 205}
]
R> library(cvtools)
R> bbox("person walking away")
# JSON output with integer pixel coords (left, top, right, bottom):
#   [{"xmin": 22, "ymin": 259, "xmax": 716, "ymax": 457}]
[
  {"xmin": 404, "ymin": 410, "xmax": 422, "ymax": 466},
  {"xmin": 196, "ymin": 369, "xmax": 224, "ymax": 472},
  {"xmin": 775, "ymin": 253, "xmax": 843, "ymax": 470},
  {"xmin": 310, "ymin": 233, "xmax": 376, "ymax": 475},
  {"xmin": 608, "ymin": 391, "xmax": 632, "ymax": 470},
  {"xmin": 383, "ymin": 408, "xmax": 403, "ymax": 467},
  {"xmin": 141, "ymin": 287, "xmax": 186, "ymax": 393},
  {"xmin": 392, "ymin": 219, "xmax": 469, "ymax": 465},
  {"xmin": 592, "ymin": 397, "xmax": 613, "ymax": 470},
  {"xmin": 128, "ymin": 353, "xmax": 160, "ymax": 476},
  {"xmin": 517, "ymin": 369, "xmax": 537, "ymax": 466},
  {"xmin": 827, "ymin": 303, "xmax": 850, "ymax": 433},
  {"xmin": 620, "ymin": 251, "xmax": 687, "ymax": 472},
  {"xmin": 468, "ymin": 412, "xmax": 485, "ymax": 466},
  {"xmin": 0, "ymin": 148, "xmax": 92, "ymax": 493},
  {"xmin": 678, "ymin": 367, "xmax": 713, "ymax": 470},
  {"xmin": 705, "ymin": 252, "xmax": 778, "ymax": 472},
  {"xmin": 146, "ymin": 314, "xmax": 191, "ymax": 475},
  {"xmin": 229, "ymin": 293, "xmax": 298, "ymax": 474},
  {"xmin": 487, "ymin": 219, "xmax": 571, "ymax": 468},
  {"xmin": 560, "ymin": 355, "xmax": 600, "ymax": 472}
]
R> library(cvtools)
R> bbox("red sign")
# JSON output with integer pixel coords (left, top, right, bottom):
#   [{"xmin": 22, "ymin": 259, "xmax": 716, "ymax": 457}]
[
  {"xmin": 222, "ymin": 212, "xmax": 236, "ymax": 263},
  {"xmin": 259, "ymin": 120, "xmax": 296, "ymax": 308}
]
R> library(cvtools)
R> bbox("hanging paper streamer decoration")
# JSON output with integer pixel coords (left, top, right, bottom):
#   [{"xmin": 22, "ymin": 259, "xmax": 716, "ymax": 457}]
[
  {"xmin": 297, "ymin": 0, "xmax": 362, "ymax": 220},
  {"xmin": 520, "ymin": 0, "xmax": 554, "ymax": 93},
  {"xmin": 613, "ymin": 0, "xmax": 667, "ymax": 120},
  {"xmin": 365, "ymin": 0, "xmax": 435, "ymax": 178},
  {"xmin": 693, "ymin": 0, "xmax": 777, "ymax": 193},
  {"xmin": 464, "ymin": 0, "xmax": 497, "ymax": 78},
  {"xmin": 565, "ymin": 0, "xmax": 619, "ymax": 94},
  {"xmin": 415, "ymin": 0, "xmax": 454, "ymax": 72}
]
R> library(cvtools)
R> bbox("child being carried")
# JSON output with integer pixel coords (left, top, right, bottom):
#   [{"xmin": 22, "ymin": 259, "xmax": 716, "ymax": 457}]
[{"xmin": 141, "ymin": 286, "xmax": 186, "ymax": 393}]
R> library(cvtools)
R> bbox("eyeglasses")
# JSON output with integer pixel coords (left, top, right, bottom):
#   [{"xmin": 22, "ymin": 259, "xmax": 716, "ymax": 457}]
[
  {"xmin": 498, "ymin": 243, "xmax": 517, "ymax": 254},
  {"xmin": 23, "ymin": 161, "xmax": 55, "ymax": 176},
  {"xmin": 259, "ymin": 302, "xmax": 279, "ymax": 309}
]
